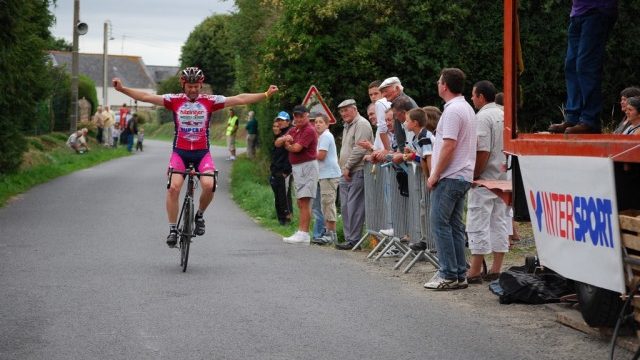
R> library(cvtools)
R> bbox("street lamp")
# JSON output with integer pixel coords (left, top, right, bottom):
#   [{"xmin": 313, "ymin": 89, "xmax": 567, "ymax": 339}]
[
  {"xmin": 70, "ymin": 0, "xmax": 88, "ymax": 132},
  {"xmin": 103, "ymin": 20, "xmax": 114, "ymax": 111}
]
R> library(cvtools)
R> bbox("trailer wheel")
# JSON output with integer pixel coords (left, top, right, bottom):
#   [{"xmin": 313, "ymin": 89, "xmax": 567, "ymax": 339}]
[{"xmin": 576, "ymin": 281, "xmax": 624, "ymax": 328}]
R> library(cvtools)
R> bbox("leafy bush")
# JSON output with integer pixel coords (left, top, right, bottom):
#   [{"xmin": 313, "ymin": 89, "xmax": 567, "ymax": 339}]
[
  {"xmin": 27, "ymin": 137, "xmax": 45, "ymax": 151},
  {"xmin": 50, "ymin": 66, "xmax": 72, "ymax": 131},
  {"xmin": 225, "ymin": 0, "xmax": 640, "ymax": 133},
  {"xmin": 39, "ymin": 134, "xmax": 64, "ymax": 149},
  {"xmin": 0, "ymin": 122, "xmax": 27, "ymax": 174},
  {"xmin": 79, "ymin": 74, "xmax": 99, "ymax": 115},
  {"xmin": 157, "ymin": 75, "xmax": 181, "ymax": 95},
  {"xmin": 0, "ymin": 0, "xmax": 55, "ymax": 173},
  {"xmin": 49, "ymin": 132, "xmax": 69, "ymax": 142}
]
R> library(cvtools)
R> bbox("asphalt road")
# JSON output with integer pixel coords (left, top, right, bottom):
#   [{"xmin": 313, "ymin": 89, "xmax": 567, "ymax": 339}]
[{"xmin": 0, "ymin": 140, "xmax": 628, "ymax": 359}]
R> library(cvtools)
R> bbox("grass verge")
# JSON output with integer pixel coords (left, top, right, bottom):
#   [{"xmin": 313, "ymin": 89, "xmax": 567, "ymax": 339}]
[
  {"xmin": 230, "ymin": 154, "xmax": 345, "ymax": 240},
  {"xmin": 229, "ymin": 154, "xmax": 536, "ymax": 258},
  {"xmin": 0, "ymin": 133, "xmax": 130, "ymax": 207},
  {"xmin": 230, "ymin": 154, "xmax": 297, "ymax": 237}
]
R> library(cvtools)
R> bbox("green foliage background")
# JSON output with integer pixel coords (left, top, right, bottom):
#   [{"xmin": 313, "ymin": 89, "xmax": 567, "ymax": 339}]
[
  {"xmin": 3, "ymin": 0, "xmax": 639, "ymax": 173},
  {"xmin": 156, "ymin": 75, "xmax": 182, "ymax": 124},
  {"xmin": 0, "ymin": 0, "xmax": 55, "ymax": 173},
  {"xmin": 180, "ymin": 15, "xmax": 235, "ymax": 95},
  {"xmin": 180, "ymin": 0, "xmax": 640, "ymax": 157}
]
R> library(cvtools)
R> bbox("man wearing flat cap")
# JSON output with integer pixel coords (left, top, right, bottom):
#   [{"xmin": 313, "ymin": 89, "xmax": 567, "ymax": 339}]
[
  {"xmin": 275, "ymin": 105, "xmax": 319, "ymax": 245},
  {"xmin": 335, "ymin": 99, "xmax": 373, "ymax": 250},
  {"xmin": 379, "ymin": 76, "xmax": 418, "ymax": 152}
]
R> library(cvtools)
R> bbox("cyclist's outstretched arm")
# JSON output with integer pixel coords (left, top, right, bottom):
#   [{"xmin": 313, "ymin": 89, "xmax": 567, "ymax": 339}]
[
  {"xmin": 112, "ymin": 78, "xmax": 164, "ymax": 106},
  {"xmin": 225, "ymin": 85, "xmax": 279, "ymax": 108}
]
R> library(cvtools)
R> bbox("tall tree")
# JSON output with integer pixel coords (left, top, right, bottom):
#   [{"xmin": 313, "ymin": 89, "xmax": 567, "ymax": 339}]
[
  {"xmin": 46, "ymin": 37, "xmax": 73, "ymax": 51},
  {"xmin": 180, "ymin": 14, "xmax": 235, "ymax": 95},
  {"xmin": 0, "ymin": 0, "xmax": 55, "ymax": 173},
  {"xmin": 229, "ymin": 0, "xmax": 282, "ymax": 93}
]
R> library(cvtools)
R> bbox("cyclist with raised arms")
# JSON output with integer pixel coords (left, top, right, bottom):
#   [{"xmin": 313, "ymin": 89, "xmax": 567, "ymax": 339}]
[{"xmin": 113, "ymin": 67, "xmax": 278, "ymax": 247}]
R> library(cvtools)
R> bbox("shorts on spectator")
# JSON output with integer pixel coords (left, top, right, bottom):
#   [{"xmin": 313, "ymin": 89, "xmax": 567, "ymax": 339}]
[
  {"xmin": 319, "ymin": 177, "xmax": 340, "ymax": 222},
  {"xmin": 466, "ymin": 187, "xmax": 509, "ymax": 254},
  {"xmin": 292, "ymin": 160, "xmax": 319, "ymax": 199}
]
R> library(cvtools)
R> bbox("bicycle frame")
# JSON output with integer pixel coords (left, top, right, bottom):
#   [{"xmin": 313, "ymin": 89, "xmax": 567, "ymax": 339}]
[{"xmin": 166, "ymin": 165, "xmax": 218, "ymax": 272}]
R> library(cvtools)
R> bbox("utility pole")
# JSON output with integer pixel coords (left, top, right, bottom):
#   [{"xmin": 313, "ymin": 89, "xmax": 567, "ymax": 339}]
[
  {"xmin": 103, "ymin": 20, "xmax": 110, "ymax": 110},
  {"xmin": 70, "ymin": 0, "xmax": 88, "ymax": 132},
  {"xmin": 70, "ymin": 0, "xmax": 80, "ymax": 132}
]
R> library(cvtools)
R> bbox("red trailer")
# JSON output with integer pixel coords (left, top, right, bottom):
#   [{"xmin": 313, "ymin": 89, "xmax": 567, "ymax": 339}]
[{"xmin": 503, "ymin": 1, "xmax": 640, "ymax": 327}]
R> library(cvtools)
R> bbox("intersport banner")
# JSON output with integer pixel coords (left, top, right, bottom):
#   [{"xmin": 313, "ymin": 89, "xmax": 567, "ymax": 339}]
[{"xmin": 519, "ymin": 155, "xmax": 625, "ymax": 293}]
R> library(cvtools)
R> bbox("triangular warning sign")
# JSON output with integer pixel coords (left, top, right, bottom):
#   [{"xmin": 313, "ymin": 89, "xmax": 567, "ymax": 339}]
[{"xmin": 302, "ymin": 85, "xmax": 337, "ymax": 125}]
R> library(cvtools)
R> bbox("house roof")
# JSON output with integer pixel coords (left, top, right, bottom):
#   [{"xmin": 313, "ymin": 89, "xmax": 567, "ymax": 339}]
[
  {"xmin": 48, "ymin": 51, "xmax": 155, "ymax": 89},
  {"xmin": 146, "ymin": 65, "xmax": 180, "ymax": 84}
]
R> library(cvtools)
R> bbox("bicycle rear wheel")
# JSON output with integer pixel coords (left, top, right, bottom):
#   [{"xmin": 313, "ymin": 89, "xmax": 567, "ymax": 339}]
[{"xmin": 180, "ymin": 197, "xmax": 194, "ymax": 272}]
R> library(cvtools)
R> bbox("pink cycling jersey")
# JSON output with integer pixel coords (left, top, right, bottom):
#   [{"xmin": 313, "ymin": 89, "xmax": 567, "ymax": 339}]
[{"xmin": 163, "ymin": 93, "xmax": 226, "ymax": 150}]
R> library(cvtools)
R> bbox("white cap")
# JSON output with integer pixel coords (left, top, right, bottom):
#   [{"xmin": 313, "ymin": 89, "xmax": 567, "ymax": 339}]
[
  {"xmin": 379, "ymin": 76, "xmax": 401, "ymax": 89},
  {"xmin": 337, "ymin": 99, "xmax": 357, "ymax": 108}
]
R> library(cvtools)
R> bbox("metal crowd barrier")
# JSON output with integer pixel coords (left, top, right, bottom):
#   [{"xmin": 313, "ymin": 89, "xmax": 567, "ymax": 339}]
[
  {"xmin": 353, "ymin": 161, "xmax": 394, "ymax": 253},
  {"xmin": 355, "ymin": 160, "xmax": 440, "ymax": 273},
  {"xmin": 362, "ymin": 161, "xmax": 387, "ymax": 233}
]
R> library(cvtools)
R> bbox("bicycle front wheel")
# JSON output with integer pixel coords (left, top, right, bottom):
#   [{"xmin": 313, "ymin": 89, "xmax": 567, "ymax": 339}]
[
  {"xmin": 180, "ymin": 197, "xmax": 194, "ymax": 272},
  {"xmin": 180, "ymin": 234, "xmax": 191, "ymax": 272}
]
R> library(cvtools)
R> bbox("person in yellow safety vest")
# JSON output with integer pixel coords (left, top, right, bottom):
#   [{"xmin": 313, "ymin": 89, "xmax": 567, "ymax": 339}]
[{"xmin": 226, "ymin": 108, "xmax": 239, "ymax": 160}]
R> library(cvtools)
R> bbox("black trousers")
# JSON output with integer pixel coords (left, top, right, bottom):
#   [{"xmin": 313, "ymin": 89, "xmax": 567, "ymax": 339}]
[
  {"xmin": 96, "ymin": 127, "xmax": 103, "ymax": 144},
  {"xmin": 269, "ymin": 172, "xmax": 293, "ymax": 222}
]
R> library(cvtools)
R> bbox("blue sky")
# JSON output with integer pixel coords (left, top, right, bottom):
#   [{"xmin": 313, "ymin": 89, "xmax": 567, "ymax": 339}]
[{"xmin": 49, "ymin": 0, "xmax": 235, "ymax": 66}]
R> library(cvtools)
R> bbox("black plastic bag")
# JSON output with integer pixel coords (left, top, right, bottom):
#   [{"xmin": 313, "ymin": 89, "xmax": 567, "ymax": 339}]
[
  {"xmin": 395, "ymin": 170, "xmax": 409, "ymax": 197},
  {"xmin": 499, "ymin": 266, "xmax": 573, "ymax": 305}
]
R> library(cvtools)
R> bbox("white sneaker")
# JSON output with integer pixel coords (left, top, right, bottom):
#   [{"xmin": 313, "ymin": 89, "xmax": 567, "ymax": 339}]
[
  {"xmin": 283, "ymin": 231, "xmax": 310, "ymax": 245},
  {"xmin": 382, "ymin": 248, "xmax": 401, "ymax": 258},
  {"xmin": 380, "ymin": 228, "xmax": 394, "ymax": 236},
  {"xmin": 424, "ymin": 273, "xmax": 458, "ymax": 290}
]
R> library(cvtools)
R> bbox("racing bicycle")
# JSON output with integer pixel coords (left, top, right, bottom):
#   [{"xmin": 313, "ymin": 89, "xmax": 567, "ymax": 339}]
[{"xmin": 167, "ymin": 164, "xmax": 218, "ymax": 272}]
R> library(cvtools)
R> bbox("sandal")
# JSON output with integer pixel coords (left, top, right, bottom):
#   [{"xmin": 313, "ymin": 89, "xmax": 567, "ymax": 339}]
[
  {"xmin": 483, "ymin": 272, "xmax": 501, "ymax": 281},
  {"xmin": 467, "ymin": 275, "xmax": 483, "ymax": 284}
]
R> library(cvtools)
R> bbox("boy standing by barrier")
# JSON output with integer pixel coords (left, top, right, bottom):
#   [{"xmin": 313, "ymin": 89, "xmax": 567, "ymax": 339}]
[{"xmin": 311, "ymin": 114, "xmax": 341, "ymax": 245}]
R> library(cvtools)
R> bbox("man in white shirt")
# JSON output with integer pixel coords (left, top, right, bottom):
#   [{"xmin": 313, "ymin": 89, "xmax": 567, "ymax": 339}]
[
  {"xmin": 424, "ymin": 68, "xmax": 477, "ymax": 290},
  {"xmin": 465, "ymin": 80, "xmax": 509, "ymax": 284}
]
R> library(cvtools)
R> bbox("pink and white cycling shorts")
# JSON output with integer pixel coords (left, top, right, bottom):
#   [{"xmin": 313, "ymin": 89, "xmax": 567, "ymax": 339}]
[{"xmin": 168, "ymin": 149, "xmax": 216, "ymax": 173}]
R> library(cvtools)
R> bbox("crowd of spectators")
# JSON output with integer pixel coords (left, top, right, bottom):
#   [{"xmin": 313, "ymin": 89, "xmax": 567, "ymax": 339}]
[
  {"xmin": 78, "ymin": 103, "xmax": 142, "ymax": 153},
  {"xmin": 267, "ymin": 67, "xmax": 528, "ymax": 291}
]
